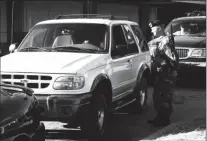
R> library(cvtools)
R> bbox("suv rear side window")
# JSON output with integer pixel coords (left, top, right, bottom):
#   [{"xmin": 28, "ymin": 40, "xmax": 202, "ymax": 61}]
[
  {"xmin": 131, "ymin": 25, "xmax": 149, "ymax": 52},
  {"xmin": 123, "ymin": 25, "xmax": 139, "ymax": 54}
]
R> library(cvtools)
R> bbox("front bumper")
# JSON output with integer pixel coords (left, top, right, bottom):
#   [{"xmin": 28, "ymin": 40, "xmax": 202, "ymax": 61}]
[
  {"xmin": 179, "ymin": 61, "xmax": 206, "ymax": 68},
  {"xmin": 35, "ymin": 93, "xmax": 92, "ymax": 122},
  {"xmin": 178, "ymin": 60, "xmax": 206, "ymax": 73}
]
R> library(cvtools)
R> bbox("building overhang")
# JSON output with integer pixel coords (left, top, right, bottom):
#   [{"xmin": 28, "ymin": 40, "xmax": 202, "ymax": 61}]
[
  {"xmin": 172, "ymin": 0, "xmax": 206, "ymax": 5},
  {"xmin": 138, "ymin": 0, "xmax": 206, "ymax": 6}
]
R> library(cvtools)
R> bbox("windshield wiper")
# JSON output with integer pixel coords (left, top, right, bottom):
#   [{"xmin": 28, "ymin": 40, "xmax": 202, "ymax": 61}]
[
  {"xmin": 52, "ymin": 46, "xmax": 96, "ymax": 53},
  {"xmin": 18, "ymin": 47, "xmax": 49, "ymax": 52}
]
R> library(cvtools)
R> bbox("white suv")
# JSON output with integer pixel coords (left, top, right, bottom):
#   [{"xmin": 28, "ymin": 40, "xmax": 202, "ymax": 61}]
[{"xmin": 1, "ymin": 14, "xmax": 151, "ymax": 140}]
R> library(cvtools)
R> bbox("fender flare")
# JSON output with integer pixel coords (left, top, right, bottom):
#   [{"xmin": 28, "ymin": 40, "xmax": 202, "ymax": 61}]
[
  {"xmin": 136, "ymin": 64, "xmax": 151, "ymax": 84},
  {"xmin": 90, "ymin": 74, "xmax": 111, "ymax": 92}
]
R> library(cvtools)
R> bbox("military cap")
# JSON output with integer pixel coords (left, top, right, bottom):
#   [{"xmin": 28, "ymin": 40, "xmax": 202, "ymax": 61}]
[{"xmin": 149, "ymin": 20, "xmax": 164, "ymax": 28}]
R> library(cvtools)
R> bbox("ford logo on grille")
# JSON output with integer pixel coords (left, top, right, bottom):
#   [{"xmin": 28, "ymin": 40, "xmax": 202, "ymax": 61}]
[{"xmin": 20, "ymin": 79, "xmax": 29, "ymax": 83}]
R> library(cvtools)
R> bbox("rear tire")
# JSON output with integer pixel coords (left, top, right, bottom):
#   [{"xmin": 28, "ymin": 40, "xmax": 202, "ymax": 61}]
[
  {"xmin": 80, "ymin": 86, "xmax": 108, "ymax": 141},
  {"xmin": 13, "ymin": 134, "xmax": 31, "ymax": 141},
  {"xmin": 133, "ymin": 76, "xmax": 148, "ymax": 113}
]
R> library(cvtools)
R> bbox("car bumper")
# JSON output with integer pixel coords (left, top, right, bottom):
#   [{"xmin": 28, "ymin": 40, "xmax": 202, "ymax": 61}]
[
  {"xmin": 0, "ymin": 121, "xmax": 45, "ymax": 141},
  {"xmin": 179, "ymin": 61, "xmax": 206, "ymax": 72},
  {"xmin": 35, "ymin": 93, "xmax": 92, "ymax": 122},
  {"xmin": 179, "ymin": 61, "xmax": 206, "ymax": 68}
]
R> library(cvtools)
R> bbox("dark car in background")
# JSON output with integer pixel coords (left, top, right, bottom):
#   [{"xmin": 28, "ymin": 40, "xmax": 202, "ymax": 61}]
[
  {"xmin": 0, "ymin": 83, "xmax": 45, "ymax": 141},
  {"xmin": 148, "ymin": 15, "xmax": 206, "ymax": 79},
  {"xmin": 165, "ymin": 16, "xmax": 206, "ymax": 69}
]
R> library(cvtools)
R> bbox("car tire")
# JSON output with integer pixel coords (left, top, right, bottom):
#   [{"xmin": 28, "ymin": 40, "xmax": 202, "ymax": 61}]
[
  {"xmin": 133, "ymin": 76, "xmax": 148, "ymax": 113},
  {"xmin": 13, "ymin": 134, "xmax": 31, "ymax": 141},
  {"xmin": 32, "ymin": 122, "xmax": 45, "ymax": 141},
  {"xmin": 37, "ymin": 122, "xmax": 45, "ymax": 141},
  {"xmin": 80, "ymin": 86, "xmax": 108, "ymax": 141}
]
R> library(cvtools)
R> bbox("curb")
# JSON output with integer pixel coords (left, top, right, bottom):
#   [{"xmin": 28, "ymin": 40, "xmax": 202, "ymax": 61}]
[
  {"xmin": 139, "ymin": 120, "xmax": 187, "ymax": 141},
  {"xmin": 135, "ymin": 115, "xmax": 205, "ymax": 141}
]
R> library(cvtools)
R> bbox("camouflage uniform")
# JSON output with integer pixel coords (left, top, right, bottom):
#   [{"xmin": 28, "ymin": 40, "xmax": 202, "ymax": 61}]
[{"xmin": 150, "ymin": 35, "xmax": 179, "ymax": 124}]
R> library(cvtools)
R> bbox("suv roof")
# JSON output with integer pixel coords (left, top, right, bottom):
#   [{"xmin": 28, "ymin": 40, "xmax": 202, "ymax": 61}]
[
  {"xmin": 172, "ymin": 16, "xmax": 206, "ymax": 21},
  {"xmin": 37, "ymin": 14, "xmax": 138, "ymax": 26}
]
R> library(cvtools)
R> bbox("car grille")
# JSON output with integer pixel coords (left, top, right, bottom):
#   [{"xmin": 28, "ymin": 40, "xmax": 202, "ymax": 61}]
[
  {"xmin": 1, "ymin": 74, "xmax": 52, "ymax": 89},
  {"xmin": 176, "ymin": 49, "xmax": 189, "ymax": 59}
]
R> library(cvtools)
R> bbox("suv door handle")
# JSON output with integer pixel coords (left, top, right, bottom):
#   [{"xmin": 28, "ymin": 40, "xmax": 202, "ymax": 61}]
[{"xmin": 127, "ymin": 59, "xmax": 132, "ymax": 63}]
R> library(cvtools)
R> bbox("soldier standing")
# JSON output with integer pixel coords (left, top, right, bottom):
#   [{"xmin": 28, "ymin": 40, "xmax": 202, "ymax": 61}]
[{"xmin": 148, "ymin": 20, "xmax": 179, "ymax": 127}]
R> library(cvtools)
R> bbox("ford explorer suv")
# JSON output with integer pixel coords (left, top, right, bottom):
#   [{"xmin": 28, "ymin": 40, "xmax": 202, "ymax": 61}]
[
  {"xmin": 0, "ymin": 14, "xmax": 151, "ymax": 140},
  {"xmin": 148, "ymin": 15, "xmax": 206, "ymax": 77},
  {"xmin": 0, "ymin": 83, "xmax": 45, "ymax": 141}
]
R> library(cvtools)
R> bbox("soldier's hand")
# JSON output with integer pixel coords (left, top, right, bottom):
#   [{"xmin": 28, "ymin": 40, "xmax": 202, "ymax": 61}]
[{"xmin": 157, "ymin": 67, "xmax": 162, "ymax": 72}]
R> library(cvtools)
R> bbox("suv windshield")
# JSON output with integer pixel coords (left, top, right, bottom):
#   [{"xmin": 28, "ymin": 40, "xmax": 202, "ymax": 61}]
[
  {"xmin": 165, "ymin": 18, "xmax": 206, "ymax": 37},
  {"xmin": 18, "ymin": 23, "xmax": 109, "ymax": 53}
]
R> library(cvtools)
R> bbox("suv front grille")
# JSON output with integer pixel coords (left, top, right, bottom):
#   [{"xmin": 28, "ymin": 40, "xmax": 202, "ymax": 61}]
[
  {"xmin": 1, "ymin": 74, "xmax": 52, "ymax": 89},
  {"xmin": 176, "ymin": 49, "xmax": 189, "ymax": 59}
]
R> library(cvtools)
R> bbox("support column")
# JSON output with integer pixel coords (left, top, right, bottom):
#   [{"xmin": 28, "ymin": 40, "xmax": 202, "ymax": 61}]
[
  {"xmin": 13, "ymin": 0, "xmax": 23, "ymax": 44},
  {"xmin": 6, "ymin": 0, "xmax": 12, "ymax": 44},
  {"xmin": 6, "ymin": 0, "xmax": 23, "ymax": 44},
  {"xmin": 83, "ymin": 0, "xmax": 97, "ymax": 14}
]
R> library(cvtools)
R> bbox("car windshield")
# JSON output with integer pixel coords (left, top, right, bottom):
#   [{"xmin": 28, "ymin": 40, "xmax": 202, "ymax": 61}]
[
  {"xmin": 18, "ymin": 23, "xmax": 109, "ymax": 53},
  {"xmin": 165, "ymin": 18, "xmax": 206, "ymax": 37}
]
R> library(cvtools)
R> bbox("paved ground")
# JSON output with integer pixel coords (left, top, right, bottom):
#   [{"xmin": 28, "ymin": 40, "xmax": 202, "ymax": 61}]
[{"xmin": 44, "ymin": 76, "xmax": 206, "ymax": 141}]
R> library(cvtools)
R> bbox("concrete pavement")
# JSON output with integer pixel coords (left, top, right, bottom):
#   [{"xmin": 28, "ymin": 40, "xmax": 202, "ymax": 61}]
[{"xmin": 45, "ymin": 86, "xmax": 206, "ymax": 141}]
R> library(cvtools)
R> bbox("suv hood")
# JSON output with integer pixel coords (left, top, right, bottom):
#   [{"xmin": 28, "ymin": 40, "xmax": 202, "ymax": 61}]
[
  {"xmin": 174, "ymin": 36, "xmax": 206, "ymax": 48},
  {"xmin": 148, "ymin": 36, "xmax": 206, "ymax": 48},
  {"xmin": 1, "ymin": 52, "xmax": 106, "ymax": 74}
]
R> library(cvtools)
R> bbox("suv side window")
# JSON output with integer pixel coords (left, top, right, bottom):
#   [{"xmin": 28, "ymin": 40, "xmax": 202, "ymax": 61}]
[
  {"xmin": 131, "ymin": 25, "xmax": 149, "ymax": 52},
  {"xmin": 111, "ymin": 25, "xmax": 127, "ymax": 58},
  {"xmin": 122, "ymin": 25, "xmax": 139, "ymax": 54}
]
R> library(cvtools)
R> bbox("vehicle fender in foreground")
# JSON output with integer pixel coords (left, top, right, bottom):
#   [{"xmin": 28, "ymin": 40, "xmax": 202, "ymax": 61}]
[{"xmin": 136, "ymin": 64, "xmax": 151, "ymax": 84}]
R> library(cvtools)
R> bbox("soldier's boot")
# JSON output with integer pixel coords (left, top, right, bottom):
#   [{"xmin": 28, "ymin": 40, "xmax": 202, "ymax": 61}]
[
  {"xmin": 147, "ymin": 116, "xmax": 159, "ymax": 124},
  {"xmin": 152, "ymin": 114, "xmax": 170, "ymax": 127},
  {"xmin": 147, "ymin": 113, "xmax": 162, "ymax": 125}
]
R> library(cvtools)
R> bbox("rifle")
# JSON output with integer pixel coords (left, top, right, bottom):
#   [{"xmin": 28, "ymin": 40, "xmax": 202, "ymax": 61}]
[{"xmin": 170, "ymin": 25, "xmax": 175, "ymax": 51}]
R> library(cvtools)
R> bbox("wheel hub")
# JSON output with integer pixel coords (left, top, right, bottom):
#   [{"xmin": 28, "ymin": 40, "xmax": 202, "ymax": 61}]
[
  {"xmin": 140, "ymin": 90, "xmax": 145, "ymax": 106},
  {"xmin": 97, "ymin": 109, "xmax": 104, "ymax": 130}
]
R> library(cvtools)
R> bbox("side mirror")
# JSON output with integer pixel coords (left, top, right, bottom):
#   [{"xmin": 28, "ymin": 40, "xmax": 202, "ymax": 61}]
[
  {"xmin": 9, "ymin": 43, "xmax": 18, "ymax": 53},
  {"xmin": 114, "ymin": 45, "xmax": 127, "ymax": 57}
]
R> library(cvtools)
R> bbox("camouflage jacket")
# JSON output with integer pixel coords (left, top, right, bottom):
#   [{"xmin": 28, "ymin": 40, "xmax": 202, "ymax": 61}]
[{"xmin": 150, "ymin": 35, "xmax": 179, "ymax": 80}]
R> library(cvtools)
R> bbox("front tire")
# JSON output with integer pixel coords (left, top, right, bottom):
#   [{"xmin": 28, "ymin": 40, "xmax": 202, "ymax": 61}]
[{"xmin": 80, "ymin": 86, "xmax": 108, "ymax": 141}]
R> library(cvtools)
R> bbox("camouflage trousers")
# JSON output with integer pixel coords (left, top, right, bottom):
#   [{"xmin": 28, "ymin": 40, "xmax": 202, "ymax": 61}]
[{"xmin": 153, "ymin": 74, "xmax": 176, "ymax": 117}]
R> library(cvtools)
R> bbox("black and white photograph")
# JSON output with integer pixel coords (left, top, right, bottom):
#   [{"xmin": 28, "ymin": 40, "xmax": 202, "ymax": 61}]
[{"xmin": 0, "ymin": 0, "xmax": 206, "ymax": 141}]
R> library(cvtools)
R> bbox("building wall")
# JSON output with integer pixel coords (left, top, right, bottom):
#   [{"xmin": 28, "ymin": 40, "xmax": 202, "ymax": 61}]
[
  {"xmin": 23, "ymin": 1, "xmax": 83, "ymax": 32},
  {"xmin": 0, "ymin": 1, "xmax": 8, "ymax": 56},
  {"xmin": 139, "ymin": 6, "xmax": 158, "ymax": 41},
  {"xmin": 97, "ymin": 3, "xmax": 139, "ymax": 23},
  {"xmin": 157, "ymin": 3, "xmax": 206, "ymax": 26}
]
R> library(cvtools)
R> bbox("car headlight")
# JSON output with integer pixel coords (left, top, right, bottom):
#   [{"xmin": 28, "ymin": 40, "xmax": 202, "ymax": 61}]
[
  {"xmin": 191, "ymin": 49, "xmax": 203, "ymax": 57},
  {"xmin": 53, "ymin": 76, "xmax": 85, "ymax": 90},
  {"xmin": 201, "ymin": 49, "xmax": 206, "ymax": 57}
]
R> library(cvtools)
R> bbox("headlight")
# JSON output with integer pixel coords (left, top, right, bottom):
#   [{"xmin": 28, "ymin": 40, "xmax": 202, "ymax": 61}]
[
  {"xmin": 191, "ymin": 49, "xmax": 203, "ymax": 57},
  {"xmin": 53, "ymin": 76, "xmax": 85, "ymax": 90},
  {"xmin": 201, "ymin": 49, "xmax": 206, "ymax": 57},
  {"xmin": 0, "ymin": 127, "xmax": 4, "ymax": 134}
]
